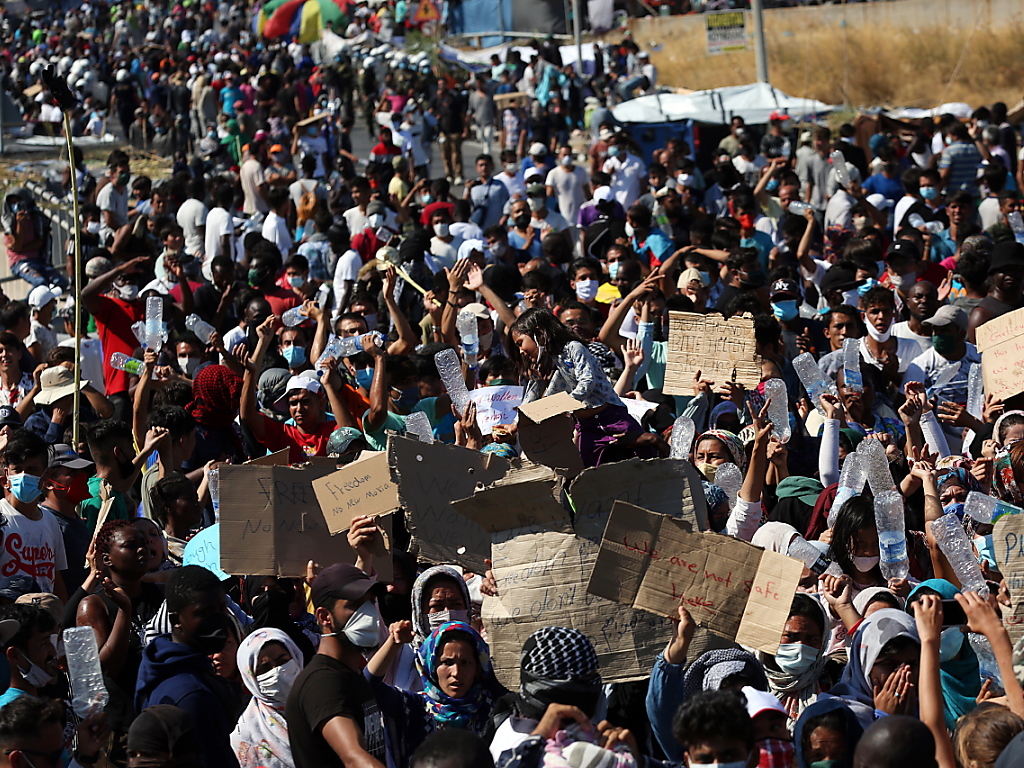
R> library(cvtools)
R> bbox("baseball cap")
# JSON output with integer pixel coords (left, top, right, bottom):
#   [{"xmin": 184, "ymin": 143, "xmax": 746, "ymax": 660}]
[
  {"xmin": 886, "ymin": 239, "xmax": 920, "ymax": 262},
  {"xmin": 768, "ymin": 111, "xmax": 790, "ymax": 122},
  {"xmin": 0, "ymin": 575, "xmax": 41, "ymax": 602},
  {"xmin": 27, "ymin": 285, "xmax": 60, "ymax": 310},
  {"xmin": 523, "ymin": 167, "xmax": 543, "ymax": 183},
  {"xmin": 48, "ymin": 443, "xmax": 94, "ymax": 470},
  {"xmin": 34, "ymin": 366, "xmax": 89, "ymax": 406},
  {"xmin": 269, "ymin": 143, "xmax": 284, "ymax": 154},
  {"xmin": 15, "ymin": 593, "xmax": 63, "ymax": 623},
  {"xmin": 366, "ymin": 200, "xmax": 386, "ymax": 216},
  {"xmin": 678, "ymin": 267, "xmax": 709, "ymax": 290},
  {"xmin": 769, "ymin": 278, "xmax": 800, "ymax": 300},
  {"xmin": 85, "ymin": 256, "xmax": 113, "ymax": 278},
  {"xmin": 923, "ymin": 304, "xmax": 968, "ymax": 331},
  {"xmin": 0, "ymin": 405, "xmax": 21, "ymax": 427},
  {"xmin": 593, "ymin": 186, "xmax": 612, "ymax": 203},
  {"xmin": 311, "ymin": 563, "xmax": 382, "ymax": 609},
  {"xmin": 462, "ymin": 302, "xmax": 490, "ymax": 320},
  {"xmin": 741, "ymin": 686, "xmax": 787, "ymax": 720},
  {"xmin": 253, "ymin": 129, "xmax": 270, "ymax": 143},
  {"xmin": 819, "ymin": 267, "xmax": 858, "ymax": 297},
  {"xmin": 526, "ymin": 183, "xmax": 546, "ymax": 197},
  {"xmin": 327, "ymin": 427, "xmax": 365, "ymax": 457},
  {"xmin": 276, "ymin": 376, "xmax": 324, "ymax": 405},
  {"xmin": 528, "ymin": 141, "xmax": 547, "ymax": 157}
]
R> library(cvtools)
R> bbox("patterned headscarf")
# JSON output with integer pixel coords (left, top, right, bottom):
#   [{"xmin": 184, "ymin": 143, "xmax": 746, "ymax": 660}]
[
  {"xmin": 415, "ymin": 621, "xmax": 496, "ymax": 731},
  {"xmin": 695, "ymin": 429, "xmax": 748, "ymax": 474},
  {"xmin": 517, "ymin": 626, "xmax": 602, "ymax": 720},
  {"xmin": 681, "ymin": 648, "xmax": 768, "ymax": 703},
  {"xmin": 411, "ymin": 565, "xmax": 473, "ymax": 642},
  {"xmin": 190, "ymin": 364, "xmax": 243, "ymax": 429}
]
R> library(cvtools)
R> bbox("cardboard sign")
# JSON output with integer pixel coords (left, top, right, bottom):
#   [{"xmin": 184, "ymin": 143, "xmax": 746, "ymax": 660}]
[
  {"xmin": 469, "ymin": 385, "xmax": 524, "ymax": 435},
  {"xmin": 463, "ymin": 481, "xmax": 674, "ymax": 688},
  {"xmin": 662, "ymin": 311, "xmax": 762, "ymax": 396},
  {"xmin": 311, "ymin": 452, "xmax": 400, "ymax": 535},
  {"xmin": 245, "ymin": 448, "xmax": 291, "ymax": 466},
  {"xmin": 976, "ymin": 308, "xmax": 1024, "ymax": 402},
  {"xmin": 993, "ymin": 514, "xmax": 1024, "ymax": 642},
  {"xmin": 388, "ymin": 435, "xmax": 509, "ymax": 572},
  {"xmin": 587, "ymin": 502, "xmax": 803, "ymax": 654},
  {"xmin": 517, "ymin": 393, "xmax": 586, "ymax": 477},
  {"xmin": 569, "ymin": 457, "xmax": 709, "ymax": 541},
  {"xmin": 623, "ymin": 397, "xmax": 659, "ymax": 425},
  {"xmin": 219, "ymin": 464, "xmax": 393, "ymax": 579},
  {"xmin": 183, "ymin": 524, "xmax": 228, "ymax": 580}
]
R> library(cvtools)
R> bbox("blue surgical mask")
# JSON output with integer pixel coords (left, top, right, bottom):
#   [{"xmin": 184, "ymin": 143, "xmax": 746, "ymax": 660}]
[
  {"xmin": 975, "ymin": 534, "xmax": 996, "ymax": 568},
  {"xmin": 7, "ymin": 472, "xmax": 41, "ymax": 504},
  {"xmin": 857, "ymin": 278, "xmax": 877, "ymax": 296},
  {"xmin": 355, "ymin": 368, "xmax": 374, "ymax": 389},
  {"xmin": 771, "ymin": 299, "xmax": 799, "ymax": 322},
  {"xmin": 608, "ymin": 261, "xmax": 621, "ymax": 280},
  {"xmin": 287, "ymin": 275, "xmax": 305, "ymax": 288},
  {"xmin": 766, "ymin": 178, "xmax": 780, "ymax": 192},
  {"xmin": 774, "ymin": 642, "xmax": 819, "ymax": 676},
  {"xmin": 607, "ymin": 145, "xmax": 620, "ymax": 158},
  {"xmin": 394, "ymin": 386, "xmax": 420, "ymax": 410},
  {"xmin": 920, "ymin": 186, "xmax": 938, "ymax": 201},
  {"xmin": 282, "ymin": 345, "xmax": 307, "ymax": 367}
]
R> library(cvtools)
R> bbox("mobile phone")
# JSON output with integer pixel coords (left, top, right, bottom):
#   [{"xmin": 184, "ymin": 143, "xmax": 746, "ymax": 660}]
[{"xmin": 941, "ymin": 598, "xmax": 968, "ymax": 627}]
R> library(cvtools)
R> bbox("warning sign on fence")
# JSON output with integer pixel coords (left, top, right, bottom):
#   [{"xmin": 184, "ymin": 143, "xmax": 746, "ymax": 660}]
[{"xmin": 705, "ymin": 10, "xmax": 747, "ymax": 55}]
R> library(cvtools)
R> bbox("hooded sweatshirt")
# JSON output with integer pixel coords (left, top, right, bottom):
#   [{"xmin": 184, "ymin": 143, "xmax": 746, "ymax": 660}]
[{"xmin": 134, "ymin": 635, "xmax": 241, "ymax": 768}]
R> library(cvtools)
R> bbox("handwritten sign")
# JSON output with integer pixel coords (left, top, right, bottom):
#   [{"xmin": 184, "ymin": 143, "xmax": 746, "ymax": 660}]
[
  {"xmin": 663, "ymin": 311, "xmax": 762, "ymax": 396},
  {"xmin": 994, "ymin": 514, "xmax": 1024, "ymax": 643},
  {"xmin": 469, "ymin": 385, "xmax": 524, "ymax": 435},
  {"xmin": 463, "ymin": 481, "xmax": 673, "ymax": 688},
  {"xmin": 219, "ymin": 464, "xmax": 394, "ymax": 579},
  {"xmin": 183, "ymin": 524, "xmax": 228, "ymax": 580},
  {"xmin": 587, "ymin": 502, "xmax": 802, "ymax": 653},
  {"xmin": 312, "ymin": 452, "xmax": 400, "ymax": 535},
  {"xmin": 517, "ymin": 393, "xmax": 586, "ymax": 477},
  {"xmin": 388, "ymin": 435, "xmax": 508, "ymax": 572},
  {"xmin": 976, "ymin": 307, "xmax": 1024, "ymax": 402},
  {"xmin": 569, "ymin": 457, "xmax": 708, "ymax": 541}
]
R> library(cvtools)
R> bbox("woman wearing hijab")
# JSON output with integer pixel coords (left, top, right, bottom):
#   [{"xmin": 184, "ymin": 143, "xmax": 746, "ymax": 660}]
[
  {"xmin": 243, "ymin": 576, "xmax": 316, "ymax": 664},
  {"xmin": 231, "ymin": 628, "xmax": 303, "ymax": 768},
  {"xmin": 906, "ymin": 579, "xmax": 980, "ymax": 729},
  {"xmin": 365, "ymin": 620, "xmax": 505, "ymax": 768},
  {"xmin": 189, "ymin": 364, "xmax": 245, "ymax": 466},
  {"xmin": 793, "ymin": 698, "xmax": 864, "ymax": 768},
  {"xmin": 821, "ymin": 608, "xmax": 920, "ymax": 728}
]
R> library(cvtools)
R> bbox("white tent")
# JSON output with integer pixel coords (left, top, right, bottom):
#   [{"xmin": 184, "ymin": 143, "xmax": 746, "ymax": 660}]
[{"xmin": 612, "ymin": 82, "xmax": 836, "ymax": 125}]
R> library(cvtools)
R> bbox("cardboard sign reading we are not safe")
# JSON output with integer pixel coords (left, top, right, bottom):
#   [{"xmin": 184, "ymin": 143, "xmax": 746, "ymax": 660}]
[
  {"xmin": 994, "ymin": 514, "xmax": 1024, "ymax": 643},
  {"xmin": 588, "ymin": 501, "xmax": 802, "ymax": 654}
]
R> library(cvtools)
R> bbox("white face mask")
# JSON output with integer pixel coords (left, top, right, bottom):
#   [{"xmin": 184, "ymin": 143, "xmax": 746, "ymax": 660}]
[
  {"xmin": 342, "ymin": 600, "xmax": 383, "ymax": 649},
  {"xmin": 889, "ymin": 271, "xmax": 915, "ymax": 290},
  {"xmin": 852, "ymin": 555, "xmax": 880, "ymax": 572},
  {"xmin": 528, "ymin": 198, "xmax": 545, "ymax": 213},
  {"xmin": 488, "ymin": 241, "xmax": 506, "ymax": 257},
  {"xmin": 256, "ymin": 658, "xmax": 301, "ymax": 705},
  {"xmin": 426, "ymin": 608, "xmax": 470, "ymax": 631},
  {"xmin": 86, "ymin": 220, "xmax": 101, "ymax": 234},
  {"xmin": 17, "ymin": 650, "xmax": 55, "ymax": 688},
  {"xmin": 368, "ymin": 213, "xmax": 385, "ymax": 228},
  {"xmin": 575, "ymin": 279, "xmax": 598, "ymax": 301},
  {"xmin": 178, "ymin": 357, "xmax": 201, "ymax": 377},
  {"xmin": 115, "ymin": 283, "xmax": 140, "ymax": 301},
  {"xmin": 865, "ymin": 319, "xmax": 893, "ymax": 343},
  {"xmin": 774, "ymin": 642, "xmax": 819, "ymax": 676},
  {"xmin": 504, "ymin": 163, "xmax": 517, "ymax": 175},
  {"xmin": 853, "ymin": 215, "xmax": 868, "ymax": 231},
  {"xmin": 434, "ymin": 222, "xmax": 450, "ymax": 237},
  {"xmin": 560, "ymin": 156, "xmax": 573, "ymax": 167},
  {"xmin": 624, "ymin": 222, "xmax": 635, "ymax": 238},
  {"xmin": 841, "ymin": 288, "xmax": 860, "ymax": 307}
]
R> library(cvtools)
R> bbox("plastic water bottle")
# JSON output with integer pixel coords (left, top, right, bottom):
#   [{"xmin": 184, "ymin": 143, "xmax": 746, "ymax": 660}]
[
  {"xmin": 145, "ymin": 295, "xmax": 164, "ymax": 351},
  {"xmin": 788, "ymin": 534, "xmax": 842, "ymax": 578},
  {"xmin": 842, "ymin": 338, "xmax": 863, "ymax": 392},
  {"xmin": 185, "ymin": 314, "xmax": 216, "ymax": 344},
  {"xmin": 969, "ymin": 633, "xmax": 1004, "ymax": 689},
  {"xmin": 669, "ymin": 414, "xmax": 695, "ymax": 460},
  {"xmin": 966, "ymin": 364, "xmax": 984, "ymax": 418},
  {"xmin": 787, "ymin": 201, "xmax": 812, "ymax": 215},
  {"xmin": 830, "ymin": 150, "xmax": 850, "ymax": 189},
  {"xmin": 764, "ymin": 378, "xmax": 791, "ymax": 443},
  {"xmin": 858, "ymin": 437, "xmax": 895, "ymax": 496},
  {"xmin": 920, "ymin": 410, "xmax": 951, "ymax": 458},
  {"xmin": 964, "ymin": 491, "xmax": 1023, "ymax": 524},
  {"xmin": 874, "ymin": 490, "xmax": 910, "ymax": 581},
  {"xmin": 208, "ymin": 466, "xmax": 220, "ymax": 523},
  {"xmin": 131, "ymin": 320, "xmax": 147, "ymax": 348},
  {"xmin": 404, "ymin": 410, "xmax": 435, "ymax": 443},
  {"xmin": 63, "ymin": 626, "xmax": 109, "ymax": 718},
  {"xmin": 1009, "ymin": 211, "xmax": 1024, "ymax": 244},
  {"xmin": 908, "ymin": 213, "xmax": 945, "ymax": 234},
  {"xmin": 931, "ymin": 513, "xmax": 990, "ymax": 596},
  {"xmin": 282, "ymin": 304, "xmax": 310, "ymax": 327},
  {"xmin": 435, "ymin": 348, "xmax": 470, "ymax": 415},
  {"xmin": 714, "ymin": 462, "xmax": 743, "ymax": 511},
  {"xmin": 793, "ymin": 352, "xmax": 837, "ymax": 415},
  {"xmin": 456, "ymin": 310, "xmax": 479, "ymax": 368},
  {"xmin": 829, "ymin": 452, "xmax": 868, "ymax": 528},
  {"xmin": 109, "ymin": 352, "xmax": 145, "ymax": 376}
]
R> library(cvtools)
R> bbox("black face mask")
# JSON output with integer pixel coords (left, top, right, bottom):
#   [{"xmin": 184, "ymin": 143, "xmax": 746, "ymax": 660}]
[
  {"xmin": 116, "ymin": 452, "xmax": 135, "ymax": 480},
  {"xmin": 184, "ymin": 611, "xmax": 230, "ymax": 655},
  {"xmin": 514, "ymin": 214, "xmax": 530, "ymax": 229}
]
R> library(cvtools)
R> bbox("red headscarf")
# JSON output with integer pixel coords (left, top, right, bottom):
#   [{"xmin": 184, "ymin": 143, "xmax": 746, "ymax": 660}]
[{"xmin": 189, "ymin": 365, "xmax": 243, "ymax": 430}]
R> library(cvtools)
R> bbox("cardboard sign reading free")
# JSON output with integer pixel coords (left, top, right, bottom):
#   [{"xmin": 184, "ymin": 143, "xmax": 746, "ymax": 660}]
[{"xmin": 587, "ymin": 501, "xmax": 802, "ymax": 654}]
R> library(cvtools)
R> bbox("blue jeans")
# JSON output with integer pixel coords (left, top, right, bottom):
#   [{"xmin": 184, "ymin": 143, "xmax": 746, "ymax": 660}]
[{"xmin": 10, "ymin": 258, "xmax": 68, "ymax": 290}]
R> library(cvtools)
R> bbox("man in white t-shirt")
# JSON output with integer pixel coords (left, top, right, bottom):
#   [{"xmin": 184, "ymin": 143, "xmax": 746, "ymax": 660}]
[
  {"xmin": 545, "ymin": 146, "xmax": 591, "ymax": 227},
  {"xmin": 240, "ymin": 140, "xmax": 269, "ymax": 216},
  {"xmin": 176, "ymin": 178, "xmax": 209, "ymax": 257},
  {"xmin": 0, "ymin": 430, "xmax": 68, "ymax": 598},
  {"xmin": 96, "ymin": 162, "xmax": 129, "ymax": 244},
  {"xmin": 262, "ymin": 187, "xmax": 294, "ymax": 255},
  {"xmin": 333, "ymin": 235, "xmax": 362, "ymax": 320},
  {"xmin": 203, "ymin": 183, "xmax": 236, "ymax": 281}
]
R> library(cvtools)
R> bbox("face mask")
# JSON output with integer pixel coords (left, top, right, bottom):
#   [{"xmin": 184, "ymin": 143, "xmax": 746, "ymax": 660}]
[
  {"xmin": 920, "ymin": 186, "xmax": 938, "ymax": 201},
  {"xmin": 852, "ymin": 555, "xmax": 880, "ymax": 572},
  {"xmin": 426, "ymin": 608, "xmax": 470, "ymax": 631},
  {"xmin": 560, "ymin": 156, "xmax": 572, "ymax": 167},
  {"xmin": 342, "ymin": 600, "xmax": 383, "ymax": 650},
  {"xmin": 737, "ymin": 213, "xmax": 756, "ymax": 229},
  {"xmin": 841, "ymin": 288, "xmax": 860, "ymax": 307},
  {"xmin": 355, "ymin": 368, "xmax": 374, "ymax": 389},
  {"xmin": 8, "ymin": 473, "xmax": 41, "ymax": 504},
  {"xmin": 86, "ymin": 220, "xmax": 101, "ymax": 234},
  {"xmin": 115, "ymin": 283, "xmax": 139, "ymax": 301},
  {"xmin": 368, "ymin": 213, "xmax": 385, "ymax": 228},
  {"xmin": 394, "ymin": 386, "xmax": 420, "ymax": 411},
  {"xmin": 774, "ymin": 642, "xmax": 819, "ymax": 676},
  {"xmin": 857, "ymin": 278, "xmax": 877, "ymax": 296},
  {"xmin": 888, "ymin": 271, "xmax": 915, "ymax": 290},
  {"xmin": 607, "ymin": 145, "xmax": 621, "ymax": 158},
  {"xmin": 248, "ymin": 268, "xmax": 267, "ymax": 287},
  {"xmin": 178, "ymin": 357, "xmax": 201, "ymax": 377},
  {"xmin": 479, "ymin": 331, "xmax": 493, "ymax": 351},
  {"xmin": 853, "ymin": 215, "xmax": 868, "ymax": 230},
  {"xmin": 624, "ymin": 222, "xmax": 635, "ymax": 238},
  {"xmin": 117, "ymin": 171, "xmax": 130, "ymax": 186},
  {"xmin": 939, "ymin": 626, "xmax": 964, "ymax": 663},
  {"xmin": 697, "ymin": 462, "xmax": 717, "ymax": 483},
  {"xmin": 49, "ymin": 473, "xmax": 91, "ymax": 505},
  {"xmin": 771, "ymin": 300, "xmax": 799, "ymax": 322},
  {"xmin": 287, "ymin": 275, "xmax": 305, "ymax": 288},
  {"xmin": 189, "ymin": 611, "xmax": 230, "ymax": 655},
  {"xmin": 766, "ymin": 178, "xmax": 780, "ymax": 192},
  {"xmin": 575, "ymin": 279, "xmax": 598, "ymax": 301},
  {"xmin": 528, "ymin": 198, "xmax": 545, "ymax": 213},
  {"xmin": 976, "ymin": 534, "xmax": 996, "ymax": 567},
  {"xmin": 514, "ymin": 214, "xmax": 530, "ymax": 229},
  {"xmin": 420, "ymin": 193, "xmax": 433, "ymax": 205},
  {"xmin": 756, "ymin": 739, "xmax": 794, "ymax": 768},
  {"xmin": 16, "ymin": 650, "xmax": 54, "ymax": 688},
  {"xmin": 256, "ymin": 658, "xmax": 301, "ymax": 706},
  {"xmin": 607, "ymin": 261, "xmax": 622, "ymax": 280},
  {"xmin": 932, "ymin": 333, "xmax": 958, "ymax": 357},
  {"xmin": 504, "ymin": 163, "xmax": 517, "ymax": 174},
  {"xmin": 434, "ymin": 222, "xmax": 450, "ymax": 237},
  {"xmin": 488, "ymin": 241, "xmax": 507, "ymax": 258},
  {"xmin": 282, "ymin": 345, "xmax": 307, "ymax": 367},
  {"xmin": 865, "ymin": 319, "xmax": 893, "ymax": 343}
]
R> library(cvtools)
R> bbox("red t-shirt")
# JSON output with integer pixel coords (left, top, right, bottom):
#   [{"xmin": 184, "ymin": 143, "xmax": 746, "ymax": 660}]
[
  {"xmin": 168, "ymin": 281, "xmax": 205, "ymax": 303},
  {"xmin": 419, "ymin": 201, "xmax": 455, "ymax": 227},
  {"xmin": 371, "ymin": 142, "xmax": 401, "ymax": 159},
  {"xmin": 259, "ymin": 417, "xmax": 336, "ymax": 463},
  {"xmin": 352, "ymin": 230, "xmax": 385, "ymax": 264},
  {"xmin": 92, "ymin": 294, "xmax": 145, "ymax": 396},
  {"xmin": 261, "ymin": 284, "xmax": 302, "ymax": 318}
]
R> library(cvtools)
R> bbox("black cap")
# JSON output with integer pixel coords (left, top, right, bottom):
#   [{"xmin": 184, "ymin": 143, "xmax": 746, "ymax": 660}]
[
  {"xmin": 987, "ymin": 240, "xmax": 1024, "ymax": 275},
  {"xmin": 48, "ymin": 444, "xmax": 94, "ymax": 470},
  {"xmin": 819, "ymin": 267, "xmax": 857, "ymax": 296},
  {"xmin": 311, "ymin": 563, "xmax": 381, "ymax": 609},
  {"xmin": 0, "ymin": 574, "xmax": 40, "ymax": 602},
  {"xmin": 0, "ymin": 406, "xmax": 20, "ymax": 427},
  {"xmin": 886, "ymin": 239, "xmax": 920, "ymax": 262},
  {"xmin": 769, "ymin": 278, "xmax": 800, "ymax": 300}
]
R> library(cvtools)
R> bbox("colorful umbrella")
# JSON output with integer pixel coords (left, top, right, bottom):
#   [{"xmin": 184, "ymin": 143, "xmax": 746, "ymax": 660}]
[{"xmin": 258, "ymin": 0, "xmax": 353, "ymax": 43}]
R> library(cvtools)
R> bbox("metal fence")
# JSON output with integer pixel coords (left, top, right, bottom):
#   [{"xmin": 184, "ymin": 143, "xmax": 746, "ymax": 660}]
[{"xmin": 0, "ymin": 180, "xmax": 72, "ymax": 288}]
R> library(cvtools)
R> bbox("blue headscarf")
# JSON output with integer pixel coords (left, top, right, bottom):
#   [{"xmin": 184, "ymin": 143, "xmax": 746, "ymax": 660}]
[
  {"xmin": 415, "ymin": 621, "xmax": 497, "ymax": 732},
  {"xmin": 793, "ymin": 698, "xmax": 864, "ymax": 768}
]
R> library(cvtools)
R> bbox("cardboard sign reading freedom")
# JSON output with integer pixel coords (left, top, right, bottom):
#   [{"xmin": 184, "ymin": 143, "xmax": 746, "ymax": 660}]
[
  {"xmin": 312, "ymin": 452, "xmax": 400, "ymax": 535},
  {"xmin": 994, "ymin": 514, "xmax": 1024, "ymax": 643},
  {"xmin": 663, "ymin": 311, "xmax": 762, "ymax": 396},
  {"xmin": 976, "ymin": 307, "xmax": 1024, "ymax": 402},
  {"xmin": 588, "ymin": 502, "xmax": 802, "ymax": 653}
]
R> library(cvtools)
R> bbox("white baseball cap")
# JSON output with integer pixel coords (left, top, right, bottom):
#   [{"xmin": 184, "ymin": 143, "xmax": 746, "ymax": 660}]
[
  {"xmin": 529, "ymin": 142, "xmax": 547, "ymax": 157},
  {"xmin": 27, "ymin": 285, "xmax": 60, "ymax": 310},
  {"xmin": 276, "ymin": 375, "xmax": 324, "ymax": 404}
]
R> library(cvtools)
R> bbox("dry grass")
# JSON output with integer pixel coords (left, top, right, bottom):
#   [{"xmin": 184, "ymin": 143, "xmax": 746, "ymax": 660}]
[{"xmin": 648, "ymin": 21, "xmax": 1024, "ymax": 110}]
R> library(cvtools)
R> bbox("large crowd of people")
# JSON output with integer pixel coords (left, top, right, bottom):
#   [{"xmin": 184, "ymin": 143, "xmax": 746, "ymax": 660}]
[{"xmin": 0, "ymin": 3, "xmax": 1022, "ymax": 768}]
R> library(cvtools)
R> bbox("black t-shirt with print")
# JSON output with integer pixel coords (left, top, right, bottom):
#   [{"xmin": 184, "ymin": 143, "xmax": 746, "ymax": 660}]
[{"xmin": 286, "ymin": 654, "xmax": 386, "ymax": 768}]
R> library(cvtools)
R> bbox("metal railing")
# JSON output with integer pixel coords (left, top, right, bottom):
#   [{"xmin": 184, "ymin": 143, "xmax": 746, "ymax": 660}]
[{"xmin": 0, "ymin": 180, "xmax": 72, "ymax": 286}]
